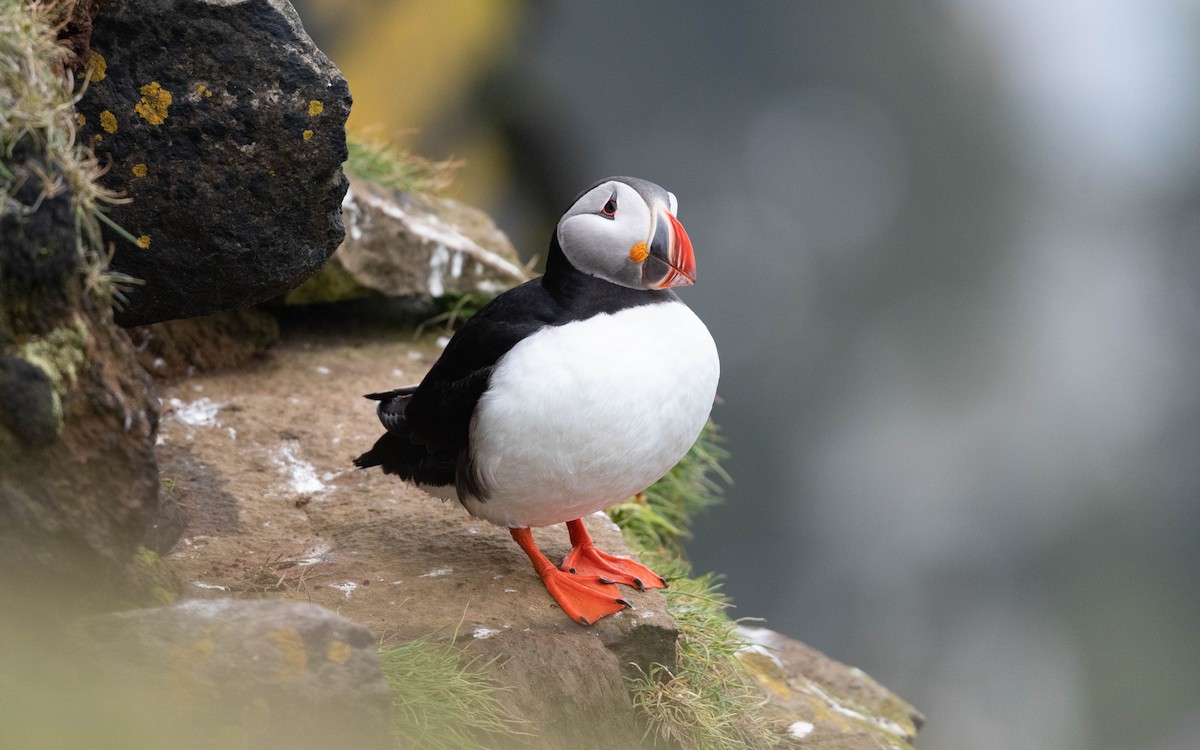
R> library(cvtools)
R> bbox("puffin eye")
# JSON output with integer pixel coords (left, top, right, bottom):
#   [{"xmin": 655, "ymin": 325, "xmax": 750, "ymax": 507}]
[{"xmin": 600, "ymin": 193, "xmax": 618, "ymax": 219}]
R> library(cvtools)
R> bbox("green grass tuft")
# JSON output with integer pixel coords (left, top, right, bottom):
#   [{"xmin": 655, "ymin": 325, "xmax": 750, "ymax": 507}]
[
  {"xmin": 607, "ymin": 420, "xmax": 731, "ymax": 558},
  {"xmin": 345, "ymin": 134, "xmax": 461, "ymax": 195},
  {"xmin": 378, "ymin": 633, "xmax": 525, "ymax": 750},
  {"xmin": 609, "ymin": 423, "xmax": 780, "ymax": 749}
]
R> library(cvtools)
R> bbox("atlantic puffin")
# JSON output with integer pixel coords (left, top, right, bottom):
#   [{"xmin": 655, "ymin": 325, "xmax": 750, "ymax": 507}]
[{"xmin": 355, "ymin": 177, "xmax": 719, "ymax": 625}]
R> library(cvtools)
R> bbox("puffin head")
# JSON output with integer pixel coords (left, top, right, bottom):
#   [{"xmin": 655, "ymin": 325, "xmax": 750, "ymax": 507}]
[{"xmin": 556, "ymin": 176, "xmax": 696, "ymax": 290}]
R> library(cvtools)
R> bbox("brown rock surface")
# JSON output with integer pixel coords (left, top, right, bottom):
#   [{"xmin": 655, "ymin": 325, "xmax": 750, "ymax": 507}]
[{"xmin": 157, "ymin": 321, "xmax": 676, "ymax": 748}]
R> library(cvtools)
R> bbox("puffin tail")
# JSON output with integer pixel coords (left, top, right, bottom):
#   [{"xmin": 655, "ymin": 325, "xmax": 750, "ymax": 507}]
[{"xmin": 353, "ymin": 433, "xmax": 395, "ymax": 470}]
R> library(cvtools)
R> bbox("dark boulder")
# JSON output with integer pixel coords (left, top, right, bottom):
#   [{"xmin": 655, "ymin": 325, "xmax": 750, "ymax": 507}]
[{"xmin": 77, "ymin": 0, "xmax": 352, "ymax": 326}]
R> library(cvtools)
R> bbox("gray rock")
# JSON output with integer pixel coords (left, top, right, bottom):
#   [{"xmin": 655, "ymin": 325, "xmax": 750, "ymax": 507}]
[
  {"xmin": 78, "ymin": 599, "xmax": 393, "ymax": 750},
  {"xmin": 77, "ymin": 0, "xmax": 351, "ymax": 326},
  {"xmin": 285, "ymin": 174, "xmax": 528, "ymax": 304}
]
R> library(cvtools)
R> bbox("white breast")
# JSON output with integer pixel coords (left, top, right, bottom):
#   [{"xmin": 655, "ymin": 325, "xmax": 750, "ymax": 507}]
[{"xmin": 463, "ymin": 301, "xmax": 719, "ymax": 527}]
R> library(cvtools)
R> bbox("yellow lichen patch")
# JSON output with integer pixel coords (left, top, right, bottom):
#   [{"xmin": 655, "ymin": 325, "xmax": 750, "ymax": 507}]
[
  {"xmin": 197, "ymin": 83, "xmax": 212, "ymax": 98},
  {"xmin": 92, "ymin": 134, "xmax": 102, "ymax": 144},
  {"xmin": 629, "ymin": 241, "xmax": 649, "ymax": 262},
  {"xmin": 89, "ymin": 50, "xmax": 106, "ymax": 82},
  {"xmin": 135, "ymin": 81, "xmax": 172, "ymax": 125},
  {"xmin": 326, "ymin": 640, "xmax": 352, "ymax": 664},
  {"xmin": 136, "ymin": 235, "xmax": 151, "ymax": 249},
  {"xmin": 163, "ymin": 638, "xmax": 220, "ymax": 701},
  {"xmin": 131, "ymin": 162, "xmax": 148, "ymax": 178},
  {"xmin": 302, "ymin": 129, "xmax": 314, "ymax": 141},
  {"xmin": 308, "ymin": 99, "xmax": 324, "ymax": 116},
  {"xmin": 738, "ymin": 651, "xmax": 792, "ymax": 699},
  {"xmin": 99, "ymin": 109, "xmax": 117, "ymax": 133},
  {"xmin": 75, "ymin": 112, "xmax": 85, "ymax": 127},
  {"xmin": 267, "ymin": 628, "xmax": 308, "ymax": 682}
]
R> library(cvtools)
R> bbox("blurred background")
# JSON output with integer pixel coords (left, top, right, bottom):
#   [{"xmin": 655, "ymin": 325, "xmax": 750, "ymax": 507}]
[{"xmin": 292, "ymin": 2, "xmax": 1200, "ymax": 748}]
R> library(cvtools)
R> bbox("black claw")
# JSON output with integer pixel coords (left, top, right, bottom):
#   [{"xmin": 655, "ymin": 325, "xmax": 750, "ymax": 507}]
[
  {"xmin": 615, "ymin": 598, "xmax": 632, "ymax": 607},
  {"xmin": 578, "ymin": 615, "xmax": 590, "ymax": 625},
  {"xmin": 632, "ymin": 577, "xmax": 646, "ymax": 592},
  {"xmin": 598, "ymin": 576, "xmax": 616, "ymax": 585},
  {"xmin": 568, "ymin": 567, "xmax": 577, "ymax": 574}
]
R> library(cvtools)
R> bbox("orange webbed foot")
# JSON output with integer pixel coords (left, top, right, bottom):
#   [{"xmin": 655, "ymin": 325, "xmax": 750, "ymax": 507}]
[{"xmin": 561, "ymin": 518, "xmax": 667, "ymax": 591}]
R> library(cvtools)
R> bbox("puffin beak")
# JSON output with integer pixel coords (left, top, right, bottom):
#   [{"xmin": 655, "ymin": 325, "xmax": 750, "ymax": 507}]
[{"xmin": 642, "ymin": 207, "xmax": 696, "ymax": 289}]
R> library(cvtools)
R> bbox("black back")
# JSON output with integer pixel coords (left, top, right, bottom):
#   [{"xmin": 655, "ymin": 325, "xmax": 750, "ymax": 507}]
[{"xmin": 353, "ymin": 234, "xmax": 677, "ymax": 496}]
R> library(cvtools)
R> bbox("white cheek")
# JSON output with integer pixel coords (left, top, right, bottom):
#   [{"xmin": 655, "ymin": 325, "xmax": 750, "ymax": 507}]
[{"xmin": 558, "ymin": 214, "xmax": 644, "ymax": 279}]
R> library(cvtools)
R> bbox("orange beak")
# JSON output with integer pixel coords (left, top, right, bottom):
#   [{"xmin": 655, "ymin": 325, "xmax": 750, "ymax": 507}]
[{"xmin": 642, "ymin": 207, "xmax": 696, "ymax": 289}]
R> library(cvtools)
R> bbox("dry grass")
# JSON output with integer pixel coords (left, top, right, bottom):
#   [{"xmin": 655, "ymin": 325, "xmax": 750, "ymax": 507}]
[{"xmin": 0, "ymin": 0, "xmax": 140, "ymax": 304}]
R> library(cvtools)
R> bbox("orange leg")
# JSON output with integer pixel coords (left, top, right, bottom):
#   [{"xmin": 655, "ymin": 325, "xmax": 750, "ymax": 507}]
[
  {"xmin": 509, "ymin": 527, "xmax": 629, "ymax": 625},
  {"xmin": 561, "ymin": 518, "xmax": 667, "ymax": 591}
]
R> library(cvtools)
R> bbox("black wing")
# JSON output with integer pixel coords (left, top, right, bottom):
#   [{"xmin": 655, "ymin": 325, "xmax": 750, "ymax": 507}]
[{"xmin": 353, "ymin": 279, "xmax": 559, "ymax": 487}]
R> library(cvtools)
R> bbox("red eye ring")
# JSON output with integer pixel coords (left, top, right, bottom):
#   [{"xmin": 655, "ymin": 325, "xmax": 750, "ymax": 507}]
[{"xmin": 600, "ymin": 192, "xmax": 618, "ymax": 219}]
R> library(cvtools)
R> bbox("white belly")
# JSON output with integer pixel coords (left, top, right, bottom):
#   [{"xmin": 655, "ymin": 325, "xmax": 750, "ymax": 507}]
[{"xmin": 462, "ymin": 301, "xmax": 719, "ymax": 527}]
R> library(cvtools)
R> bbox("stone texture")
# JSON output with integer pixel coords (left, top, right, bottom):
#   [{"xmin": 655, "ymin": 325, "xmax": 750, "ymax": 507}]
[
  {"xmin": 155, "ymin": 324, "xmax": 676, "ymax": 748},
  {"xmin": 737, "ymin": 625, "xmax": 925, "ymax": 749},
  {"xmin": 77, "ymin": 0, "xmax": 352, "ymax": 326},
  {"xmin": 0, "ymin": 139, "xmax": 164, "ymax": 604},
  {"xmin": 76, "ymin": 599, "xmax": 392, "ymax": 750},
  {"xmin": 285, "ymin": 174, "xmax": 528, "ymax": 304}
]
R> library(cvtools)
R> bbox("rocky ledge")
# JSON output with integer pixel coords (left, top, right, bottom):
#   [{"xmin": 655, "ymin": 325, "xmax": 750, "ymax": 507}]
[{"xmin": 143, "ymin": 316, "xmax": 922, "ymax": 749}]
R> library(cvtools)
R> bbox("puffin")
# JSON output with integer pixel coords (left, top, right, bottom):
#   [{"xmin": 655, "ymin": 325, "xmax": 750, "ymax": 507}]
[{"xmin": 354, "ymin": 177, "xmax": 719, "ymax": 625}]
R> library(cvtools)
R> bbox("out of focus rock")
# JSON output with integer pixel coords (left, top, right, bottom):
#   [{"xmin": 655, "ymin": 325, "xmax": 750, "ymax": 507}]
[
  {"xmin": 736, "ymin": 625, "xmax": 925, "ymax": 749},
  {"xmin": 285, "ymin": 174, "xmax": 528, "ymax": 304},
  {"xmin": 76, "ymin": 599, "xmax": 392, "ymax": 750},
  {"xmin": 77, "ymin": 0, "xmax": 351, "ymax": 326}
]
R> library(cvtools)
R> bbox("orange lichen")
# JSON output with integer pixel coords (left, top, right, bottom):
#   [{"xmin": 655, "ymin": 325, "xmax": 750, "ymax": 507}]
[
  {"xmin": 99, "ymin": 109, "xmax": 117, "ymax": 133},
  {"xmin": 135, "ymin": 82, "xmax": 172, "ymax": 125},
  {"xmin": 88, "ymin": 51, "xmax": 106, "ymax": 83},
  {"xmin": 131, "ymin": 163, "xmax": 148, "ymax": 177},
  {"xmin": 629, "ymin": 242, "xmax": 649, "ymax": 262},
  {"xmin": 326, "ymin": 640, "xmax": 352, "ymax": 664},
  {"xmin": 267, "ymin": 628, "xmax": 308, "ymax": 682},
  {"xmin": 136, "ymin": 235, "xmax": 151, "ymax": 249},
  {"xmin": 307, "ymin": 99, "xmax": 324, "ymax": 116},
  {"xmin": 302, "ymin": 129, "xmax": 314, "ymax": 141}
]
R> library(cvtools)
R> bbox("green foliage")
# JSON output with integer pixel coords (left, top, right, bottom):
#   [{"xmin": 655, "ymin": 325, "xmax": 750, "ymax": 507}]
[
  {"xmin": 610, "ymin": 423, "xmax": 780, "ymax": 749},
  {"xmin": 378, "ymin": 633, "xmax": 524, "ymax": 750},
  {"xmin": 344, "ymin": 134, "xmax": 461, "ymax": 195}
]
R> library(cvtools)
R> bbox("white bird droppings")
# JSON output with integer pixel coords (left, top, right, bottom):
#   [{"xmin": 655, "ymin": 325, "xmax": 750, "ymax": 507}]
[
  {"xmin": 420, "ymin": 567, "xmax": 453, "ymax": 578},
  {"xmin": 169, "ymin": 397, "xmax": 223, "ymax": 427},
  {"xmin": 331, "ymin": 581, "xmax": 357, "ymax": 598},
  {"xmin": 787, "ymin": 721, "xmax": 814, "ymax": 739},
  {"xmin": 472, "ymin": 626, "xmax": 500, "ymax": 639},
  {"xmin": 273, "ymin": 444, "xmax": 326, "ymax": 494}
]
